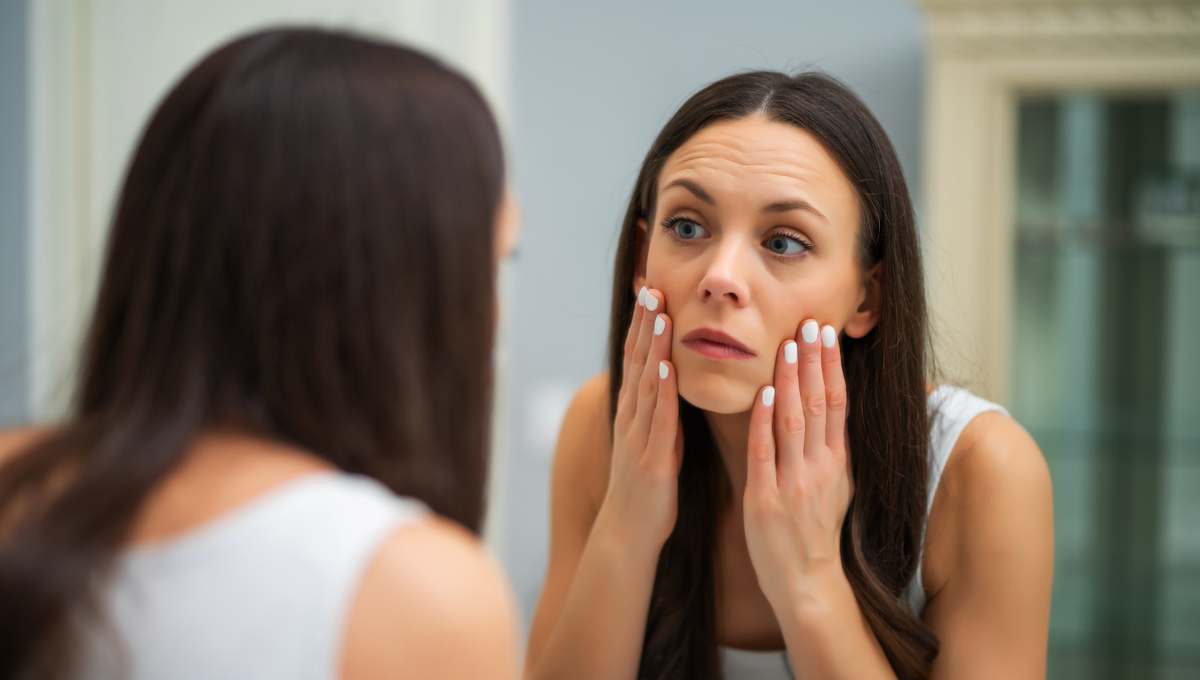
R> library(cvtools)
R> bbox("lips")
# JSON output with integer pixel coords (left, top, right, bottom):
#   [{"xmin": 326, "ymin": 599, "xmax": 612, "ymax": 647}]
[{"xmin": 680, "ymin": 328, "xmax": 756, "ymax": 360}]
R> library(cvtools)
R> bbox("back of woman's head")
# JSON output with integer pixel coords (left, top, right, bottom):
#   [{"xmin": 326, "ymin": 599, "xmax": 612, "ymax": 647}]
[{"xmin": 0, "ymin": 28, "xmax": 503, "ymax": 677}]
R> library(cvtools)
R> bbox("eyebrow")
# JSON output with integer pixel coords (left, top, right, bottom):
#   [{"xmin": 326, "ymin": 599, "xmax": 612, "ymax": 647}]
[
  {"xmin": 660, "ymin": 179, "xmax": 714, "ymax": 205},
  {"xmin": 660, "ymin": 179, "xmax": 829, "ymax": 223},
  {"xmin": 762, "ymin": 200, "xmax": 829, "ymax": 222}
]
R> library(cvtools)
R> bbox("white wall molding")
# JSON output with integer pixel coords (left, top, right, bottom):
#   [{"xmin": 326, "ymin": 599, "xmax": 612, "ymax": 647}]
[
  {"xmin": 916, "ymin": 0, "xmax": 1200, "ymax": 403},
  {"xmin": 926, "ymin": 0, "xmax": 1200, "ymax": 57}
]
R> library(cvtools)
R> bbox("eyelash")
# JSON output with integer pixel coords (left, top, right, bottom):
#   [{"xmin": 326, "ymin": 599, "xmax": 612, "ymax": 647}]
[
  {"xmin": 764, "ymin": 229, "xmax": 815, "ymax": 259},
  {"xmin": 661, "ymin": 214, "xmax": 702, "ymax": 245},
  {"xmin": 660, "ymin": 214, "xmax": 815, "ymax": 258}
]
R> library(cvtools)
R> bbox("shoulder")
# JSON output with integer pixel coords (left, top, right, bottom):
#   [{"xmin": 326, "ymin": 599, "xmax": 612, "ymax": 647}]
[
  {"xmin": 0, "ymin": 427, "xmax": 49, "ymax": 469},
  {"xmin": 563, "ymin": 372, "xmax": 611, "ymax": 433},
  {"xmin": 550, "ymin": 373, "xmax": 612, "ymax": 514},
  {"xmin": 341, "ymin": 516, "xmax": 519, "ymax": 680},
  {"xmin": 923, "ymin": 405, "xmax": 1053, "ymax": 599},
  {"xmin": 0, "ymin": 427, "xmax": 52, "ymax": 485},
  {"xmin": 943, "ymin": 409, "xmax": 1051, "ymax": 510}
]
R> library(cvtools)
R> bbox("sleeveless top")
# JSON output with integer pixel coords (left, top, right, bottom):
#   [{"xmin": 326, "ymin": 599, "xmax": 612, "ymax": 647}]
[
  {"xmin": 720, "ymin": 385, "xmax": 1009, "ymax": 679},
  {"xmin": 73, "ymin": 472, "xmax": 428, "ymax": 680}
]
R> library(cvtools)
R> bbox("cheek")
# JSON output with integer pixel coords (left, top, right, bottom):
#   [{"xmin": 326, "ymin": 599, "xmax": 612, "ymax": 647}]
[
  {"xmin": 756, "ymin": 269, "xmax": 861, "ymax": 344},
  {"xmin": 644, "ymin": 242, "xmax": 694, "ymax": 301}
]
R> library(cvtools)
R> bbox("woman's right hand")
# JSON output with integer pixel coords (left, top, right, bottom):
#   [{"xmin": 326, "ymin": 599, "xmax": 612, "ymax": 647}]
[{"xmin": 598, "ymin": 286, "xmax": 681, "ymax": 553}]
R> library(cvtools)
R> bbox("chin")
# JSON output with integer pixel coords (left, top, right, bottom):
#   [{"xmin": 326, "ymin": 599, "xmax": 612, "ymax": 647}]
[{"xmin": 676, "ymin": 370, "xmax": 759, "ymax": 414}]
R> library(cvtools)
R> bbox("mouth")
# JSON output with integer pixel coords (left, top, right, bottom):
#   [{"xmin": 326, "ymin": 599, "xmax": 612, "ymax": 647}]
[{"xmin": 680, "ymin": 327, "xmax": 757, "ymax": 360}]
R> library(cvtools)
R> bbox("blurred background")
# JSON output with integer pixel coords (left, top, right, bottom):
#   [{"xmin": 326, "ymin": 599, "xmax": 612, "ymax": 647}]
[{"xmin": 0, "ymin": 0, "xmax": 1196, "ymax": 677}]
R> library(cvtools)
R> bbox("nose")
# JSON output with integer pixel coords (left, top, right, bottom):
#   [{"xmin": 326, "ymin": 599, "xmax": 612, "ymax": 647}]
[{"xmin": 697, "ymin": 238, "xmax": 750, "ymax": 306}]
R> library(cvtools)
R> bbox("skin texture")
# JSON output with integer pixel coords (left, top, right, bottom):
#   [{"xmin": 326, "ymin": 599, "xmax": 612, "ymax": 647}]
[
  {"xmin": 0, "ymin": 194, "xmax": 524, "ymax": 680},
  {"xmin": 525, "ymin": 118, "xmax": 1054, "ymax": 679}
]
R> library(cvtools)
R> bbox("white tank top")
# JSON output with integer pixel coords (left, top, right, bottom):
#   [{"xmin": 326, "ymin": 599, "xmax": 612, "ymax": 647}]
[
  {"xmin": 74, "ymin": 472, "xmax": 428, "ymax": 680},
  {"xmin": 720, "ymin": 385, "xmax": 1009, "ymax": 679}
]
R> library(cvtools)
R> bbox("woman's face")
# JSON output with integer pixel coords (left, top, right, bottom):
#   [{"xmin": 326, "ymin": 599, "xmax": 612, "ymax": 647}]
[{"xmin": 636, "ymin": 116, "xmax": 879, "ymax": 414}]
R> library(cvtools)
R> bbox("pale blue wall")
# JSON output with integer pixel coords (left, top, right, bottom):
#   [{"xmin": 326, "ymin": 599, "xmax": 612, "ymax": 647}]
[
  {"xmin": 502, "ymin": 0, "xmax": 926, "ymax": 620},
  {"xmin": 0, "ymin": 0, "xmax": 29, "ymax": 426}
]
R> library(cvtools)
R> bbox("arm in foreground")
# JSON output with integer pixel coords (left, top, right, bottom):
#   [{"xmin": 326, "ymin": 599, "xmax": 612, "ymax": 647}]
[
  {"xmin": 526, "ymin": 290, "xmax": 682, "ymax": 680},
  {"xmin": 923, "ymin": 412, "xmax": 1055, "ymax": 680},
  {"xmin": 341, "ymin": 516, "xmax": 521, "ymax": 680},
  {"xmin": 524, "ymin": 374, "xmax": 651, "ymax": 679}
]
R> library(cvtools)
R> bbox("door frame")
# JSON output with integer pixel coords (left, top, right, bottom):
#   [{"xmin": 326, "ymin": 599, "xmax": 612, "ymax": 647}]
[{"xmin": 917, "ymin": 0, "xmax": 1200, "ymax": 404}]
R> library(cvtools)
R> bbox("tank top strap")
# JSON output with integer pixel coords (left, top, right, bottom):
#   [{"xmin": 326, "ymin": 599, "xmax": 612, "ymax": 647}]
[{"xmin": 902, "ymin": 386, "xmax": 1008, "ymax": 617}]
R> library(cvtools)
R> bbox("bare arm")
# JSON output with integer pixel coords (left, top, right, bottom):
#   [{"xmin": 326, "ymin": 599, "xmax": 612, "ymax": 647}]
[
  {"xmin": 922, "ymin": 412, "xmax": 1054, "ymax": 679},
  {"xmin": 524, "ymin": 374, "xmax": 657, "ymax": 680},
  {"xmin": 525, "ymin": 288, "xmax": 681, "ymax": 680},
  {"xmin": 341, "ymin": 516, "xmax": 521, "ymax": 680}
]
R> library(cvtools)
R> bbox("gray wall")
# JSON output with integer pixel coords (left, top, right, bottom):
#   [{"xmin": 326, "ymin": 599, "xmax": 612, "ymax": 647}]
[
  {"xmin": 502, "ymin": 0, "xmax": 926, "ymax": 621},
  {"xmin": 0, "ymin": 0, "xmax": 29, "ymax": 426}
]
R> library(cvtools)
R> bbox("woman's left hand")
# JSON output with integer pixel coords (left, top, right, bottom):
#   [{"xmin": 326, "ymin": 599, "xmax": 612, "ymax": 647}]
[{"xmin": 743, "ymin": 319, "xmax": 855, "ymax": 614}]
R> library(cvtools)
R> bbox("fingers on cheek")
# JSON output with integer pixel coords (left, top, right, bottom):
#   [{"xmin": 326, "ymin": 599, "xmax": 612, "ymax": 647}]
[
  {"xmin": 654, "ymin": 361, "xmax": 676, "ymax": 417},
  {"xmin": 750, "ymin": 387, "xmax": 775, "ymax": 459},
  {"xmin": 652, "ymin": 314, "xmax": 671, "ymax": 353}
]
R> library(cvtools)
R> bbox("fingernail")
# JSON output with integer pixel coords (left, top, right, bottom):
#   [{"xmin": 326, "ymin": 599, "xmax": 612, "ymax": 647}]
[
  {"xmin": 638, "ymin": 286, "xmax": 647, "ymax": 307},
  {"xmin": 645, "ymin": 293, "xmax": 659, "ymax": 311},
  {"xmin": 654, "ymin": 315, "xmax": 665, "ymax": 336},
  {"xmin": 762, "ymin": 386, "xmax": 775, "ymax": 407},
  {"xmin": 801, "ymin": 320, "xmax": 819, "ymax": 344},
  {"xmin": 659, "ymin": 361, "xmax": 668, "ymax": 379},
  {"xmin": 784, "ymin": 341, "xmax": 797, "ymax": 364},
  {"xmin": 821, "ymin": 325, "xmax": 836, "ymax": 348}
]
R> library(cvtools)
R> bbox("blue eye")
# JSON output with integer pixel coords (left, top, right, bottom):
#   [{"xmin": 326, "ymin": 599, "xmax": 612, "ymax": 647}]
[
  {"xmin": 765, "ymin": 234, "xmax": 807, "ymax": 255},
  {"xmin": 671, "ymin": 219, "xmax": 708, "ymax": 240}
]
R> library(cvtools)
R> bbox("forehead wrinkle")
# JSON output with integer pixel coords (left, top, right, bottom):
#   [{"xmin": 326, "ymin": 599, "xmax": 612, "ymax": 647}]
[
  {"xmin": 664, "ymin": 143, "xmax": 834, "ymax": 191},
  {"xmin": 658, "ymin": 122, "xmax": 857, "ymax": 229}
]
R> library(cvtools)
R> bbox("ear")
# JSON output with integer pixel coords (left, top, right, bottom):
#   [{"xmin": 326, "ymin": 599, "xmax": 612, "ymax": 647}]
[
  {"xmin": 632, "ymin": 218, "xmax": 649, "ymax": 296},
  {"xmin": 494, "ymin": 190, "xmax": 521, "ymax": 261},
  {"xmin": 843, "ymin": 262, "xmax": 882, "ymax": 339}
]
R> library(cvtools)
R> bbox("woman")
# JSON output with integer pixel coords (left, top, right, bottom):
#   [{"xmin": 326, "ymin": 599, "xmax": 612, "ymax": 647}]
[
  {"xmin": 526, "ymin": 72, "xmax": 1053, "ymax": 679},
  {"xmin": 0, "ymin": 29, "xmax": 519, "ymax": 680}
]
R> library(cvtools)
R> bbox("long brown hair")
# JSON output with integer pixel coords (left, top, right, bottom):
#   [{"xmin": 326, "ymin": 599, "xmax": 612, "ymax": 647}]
[
  {"xmin": 607, "ymin": 72, "xmax": 938, "ymax": 679},
  {"xmin": 0, "ymin": 28, "xmax": 504, "ymax": 678}
]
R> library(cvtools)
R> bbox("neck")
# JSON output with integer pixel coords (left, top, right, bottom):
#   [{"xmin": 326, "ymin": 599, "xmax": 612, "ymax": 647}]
[{"xmin": 704, "ymin": 409, "xmax": 752, "ymax": 506}]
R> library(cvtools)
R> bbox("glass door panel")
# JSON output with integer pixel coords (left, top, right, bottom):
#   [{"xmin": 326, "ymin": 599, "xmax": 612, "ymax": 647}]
[{"xmin": 1012, "ymin": 91, "xmax": 1200, "ymax": 679}]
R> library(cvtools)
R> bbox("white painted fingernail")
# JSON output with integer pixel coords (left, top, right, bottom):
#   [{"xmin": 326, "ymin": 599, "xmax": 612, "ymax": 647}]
[
  {"xmin": 645, "ymin": 294, "xmax": 658, "ymax": 311},
  {"xmin": 654, "ymin": 315, "xmax": 665, "ymax": 336},
  {"xmin": 762, "ymin": 386, "xmax": 775, "ymax": 407},
  {"xmin": 784, "ymin": 341, "xmax": 797, "ymax": 364},
  {"xmin": 821, "ymin": 325, "xmax": 836, "ymax": 348},
  {"xmin": 659, "ymin": 361, "xmax": 668, "ymax": 379},
  {"xmin": 638, "ymin": 286, "xmax": 647, "ymax": 307},
  {"xmin": 801, "ymin": 321, "xmax": 819, "ymax": 344}
]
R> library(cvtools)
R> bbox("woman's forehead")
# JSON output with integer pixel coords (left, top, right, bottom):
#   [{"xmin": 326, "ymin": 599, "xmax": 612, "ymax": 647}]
[{"xmin": 657, "ymin": 117, "xmax": 856, "ymax": 219}]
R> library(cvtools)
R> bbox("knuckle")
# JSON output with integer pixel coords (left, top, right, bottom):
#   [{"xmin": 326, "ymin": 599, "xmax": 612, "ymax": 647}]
[
  {"xmin": 629, "ymin": 357, "xmax": 646, "ymax": 377},
  {"xmin": 827, "ymin": 386, "xmax": 848, "ymax": 412},
  {"xmin": 750, "ymin": 443, "xmax": 773, "ymax": 464},
  {"xmin": 784, "ymin": 412, "xmax": 806, "ymax": 434},
  {"xmin": 805, "ymin": 392, "xmax": 827, "ymax": 417},
  {"xmin": 639, "ymin": 374, "xmax": 657, "ymax": 398},
  {"xmin": 787, "ymin": 480, "xmax": 807, "ymax": 499}
]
